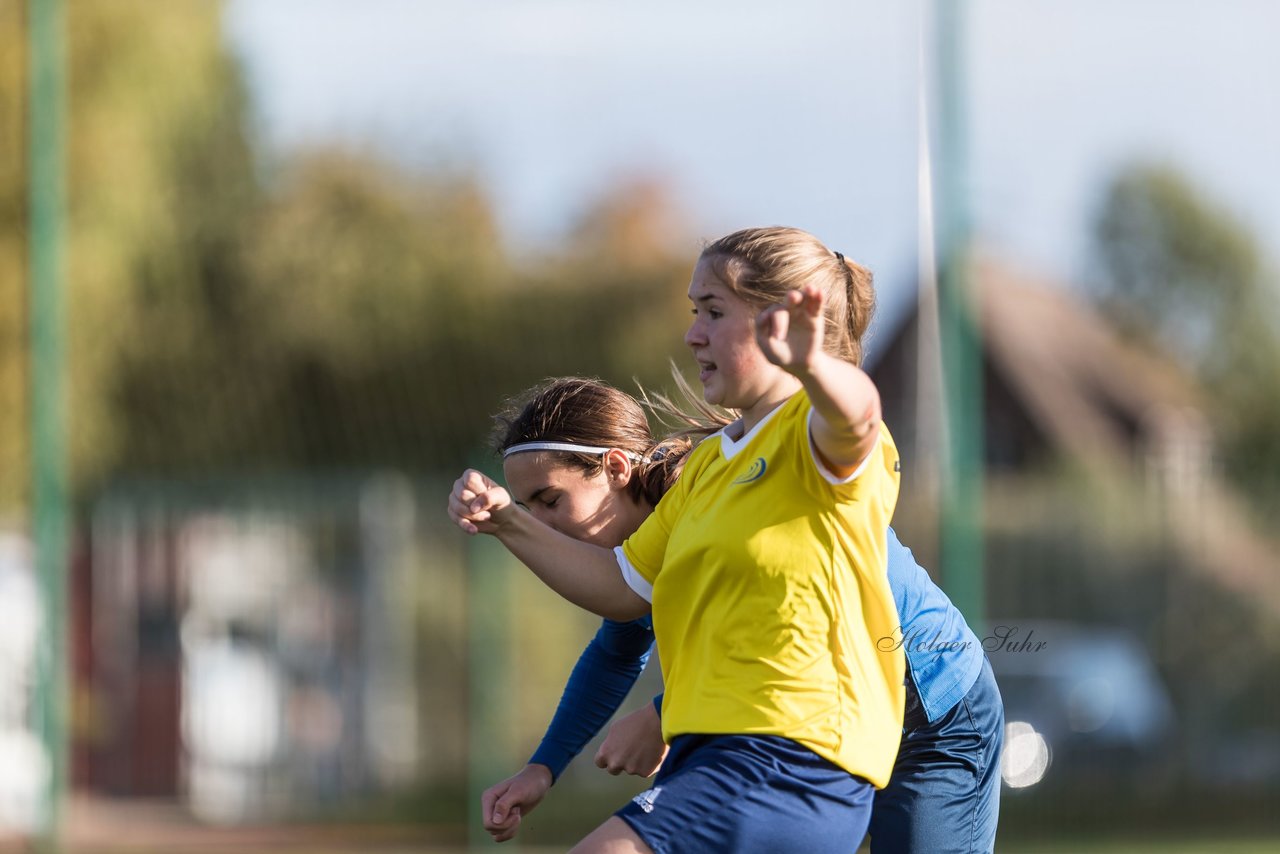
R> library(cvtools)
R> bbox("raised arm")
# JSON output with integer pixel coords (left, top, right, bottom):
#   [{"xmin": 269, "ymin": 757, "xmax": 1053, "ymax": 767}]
[
  {"xmin": 756, "ymin": 283, "xmax": 880, "ymax": 478},
  {"xmin": 448, "ymin": 468, "xmax": 651, "ymax": 620}
]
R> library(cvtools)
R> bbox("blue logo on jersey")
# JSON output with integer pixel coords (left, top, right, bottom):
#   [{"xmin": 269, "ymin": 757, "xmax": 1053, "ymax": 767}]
[{"xmin": 732, "ymin": 457, "xmax": 767, "ymax": 484}]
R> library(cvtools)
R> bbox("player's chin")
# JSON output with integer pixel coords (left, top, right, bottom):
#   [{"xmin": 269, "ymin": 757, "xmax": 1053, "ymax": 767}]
[{"xmin": 699, "ymin": 377, "xmax": 722, "ymax": 404}]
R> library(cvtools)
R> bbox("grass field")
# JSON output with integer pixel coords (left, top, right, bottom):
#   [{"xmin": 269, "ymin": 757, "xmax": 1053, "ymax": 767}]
[
  {"xmin": 416, "ymin": 842, "xmax": 1280, "ymax": 854},
  {"xmin": 994, "ymin": 840, "xmax": 1280, "ymax": 854},
  {"xmin": 5, "ymin": 833, "xmax": 1276, "ymax": 853},
  {"xmin": 531, "ymin": 841, "xmax": 1275, "ymax": 854},
  {"xmin": 398, "ymin": 833, "xmax": 1280, "ymax": 854},
  {"xmin": 7, "ymin": 795, "xmax": 1273, "ymax": 853}
]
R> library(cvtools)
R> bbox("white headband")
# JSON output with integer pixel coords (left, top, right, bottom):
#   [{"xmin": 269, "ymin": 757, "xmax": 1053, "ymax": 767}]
[{"xmin": 503, "ymin": 441, "xmax": 645, "ymax": 463}]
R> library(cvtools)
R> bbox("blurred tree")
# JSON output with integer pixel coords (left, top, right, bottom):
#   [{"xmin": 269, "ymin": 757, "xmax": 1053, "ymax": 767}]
[
  {"xmin": 2, "ymin": 2, "xmax": 697, "ymax": 502},
  {"xmin": 0, "ymin": 0, "xmax": 262, "ymax": 509},
  {"xmin": 0, "ymin": 3, "xmax": 26, "ymax": 516},
  {"xmin": 227, "ymin": 149, "xmax": 513, "ymax": 471},
  {"xmin": 69, "ymin": 0, "xmax": 262, "ymax": 493},
  {"xmin": 1092, "ymin": 163, "xmax": 1280, "ymax": 500},
  {"xmin": 557, "ymin": 175, "xmax": 697, "ymax": 386},
  {"xmin": 233, "ymin": 160, "xmax": 692, "ymax": 472}
]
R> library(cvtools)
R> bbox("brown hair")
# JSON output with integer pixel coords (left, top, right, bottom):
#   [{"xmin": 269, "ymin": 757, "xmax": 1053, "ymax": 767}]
[
  {"xmin": 492, "ymin": 377, "xmax": 694, "ymax": 506},
  {"xmin": 700, "ymin": 226, "xmax": 875, "ymax": 365}
]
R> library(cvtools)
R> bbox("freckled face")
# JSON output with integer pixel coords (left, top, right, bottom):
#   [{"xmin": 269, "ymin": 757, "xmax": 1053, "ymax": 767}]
[
  {"xmin": 684, "ymin": 256, "xmax": 792, "ymax": 415},
  {"xmin": 502, "ymin": 454, "xmax": 641, "ymax": 548}
]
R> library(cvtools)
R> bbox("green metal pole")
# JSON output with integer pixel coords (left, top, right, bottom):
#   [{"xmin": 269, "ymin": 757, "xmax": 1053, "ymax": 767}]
[
  {"xmin": 465, "ymin": 456, "xmax": 511, "ymax": 850},
  {"xmin": 28, "ymin": 0, "xmax": 68, "ymax": 847},
  {"xmin": 934, "ymin": 0, "xmax": 985, "ymax": 631}
]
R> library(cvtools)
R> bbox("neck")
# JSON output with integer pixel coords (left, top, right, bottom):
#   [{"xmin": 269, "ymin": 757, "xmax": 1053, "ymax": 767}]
[
  {"xmin": 622, "ymin": 495, "xmax": 656, "ymax": 535},
  {"xmin": 738, "ymin": 377, "xmax": 801, "ymax": 435}
]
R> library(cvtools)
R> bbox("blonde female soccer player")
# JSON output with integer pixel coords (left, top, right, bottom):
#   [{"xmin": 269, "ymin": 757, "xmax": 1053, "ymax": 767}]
[
  {"xmin": 479, "ymin": 377, "xmax": 1002, "ymax": 853},
  {"xmin": 450, "ymin": 227, "xmax": 904, "ymax": 853}
]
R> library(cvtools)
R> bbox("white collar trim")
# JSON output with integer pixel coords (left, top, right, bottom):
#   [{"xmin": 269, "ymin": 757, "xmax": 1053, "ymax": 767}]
[{"xmin": 719, "ymin": 399, "xmax": 787, "ymax": 460}]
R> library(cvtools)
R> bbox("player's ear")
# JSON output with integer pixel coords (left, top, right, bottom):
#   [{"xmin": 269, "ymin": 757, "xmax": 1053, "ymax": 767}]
[{"xmin": 602, "ymin": 449, "xmax": 634, "ymax": 491}]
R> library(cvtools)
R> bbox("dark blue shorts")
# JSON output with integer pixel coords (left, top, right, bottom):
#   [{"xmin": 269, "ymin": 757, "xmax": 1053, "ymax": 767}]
[
  {"xmin": 868, "ymin": 655, "xmax": 1005, "ymax": 853},
  {"xmin": 614, "ymin": 733, "xmax": 874, "ymax": 854}
]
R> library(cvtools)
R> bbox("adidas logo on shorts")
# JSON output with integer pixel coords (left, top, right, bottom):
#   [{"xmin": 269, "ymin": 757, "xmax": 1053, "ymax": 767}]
[{"xmin": 631, "ymin": 786, "xmax": 663, "ymax": 814}]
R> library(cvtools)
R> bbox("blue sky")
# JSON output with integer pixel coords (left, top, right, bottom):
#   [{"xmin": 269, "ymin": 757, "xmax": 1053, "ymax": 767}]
[{"xmin": 223, "ymin": 0, "xmax": 1280, "ymax": 328}]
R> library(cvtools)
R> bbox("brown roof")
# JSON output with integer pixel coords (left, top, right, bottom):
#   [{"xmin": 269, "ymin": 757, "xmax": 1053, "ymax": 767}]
[
  {"xmin": 973, "ymin": 255, "xmax": 1203, "ymax": 469},
  {"xmin": 969, "ymin": 256, "xmax": 1280, "ymax": 613}
]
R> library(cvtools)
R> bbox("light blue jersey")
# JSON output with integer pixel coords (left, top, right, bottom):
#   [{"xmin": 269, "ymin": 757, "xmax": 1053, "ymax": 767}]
[{"xmin": 882, "ymin": 528, "xmax": 984, "ymax": 722}]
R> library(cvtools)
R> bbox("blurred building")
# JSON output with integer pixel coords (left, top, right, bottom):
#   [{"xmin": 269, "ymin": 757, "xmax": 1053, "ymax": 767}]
[
  {"xmin": 869, "ymin": 257, "xmax": 1280, "ymax": 792},
  {"xmin": 0, "ymin": 533, "xmax": 45, "ymax": 833},
  {"xmin": 871, "ymin": 255, "xmax": 1280, "ymax": 615},
  {"xmin": 78, "ymin": 476, "xmax": 426, "ymax": 823}
]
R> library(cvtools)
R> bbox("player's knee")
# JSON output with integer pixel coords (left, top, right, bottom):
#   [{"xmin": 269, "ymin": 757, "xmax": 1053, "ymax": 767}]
[{"xmin": 569, "ymin": 817, "xmax": 653, "ymax": 854}]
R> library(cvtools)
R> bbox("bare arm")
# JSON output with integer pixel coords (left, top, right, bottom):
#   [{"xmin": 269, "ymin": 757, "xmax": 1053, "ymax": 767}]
[
  {"xmin": 756, "ymin": 284, "xmax": 880, "ymax": 478},
  {"xmin": 448, "ymin": 468, "xmax": 651, "ymax": 620}
]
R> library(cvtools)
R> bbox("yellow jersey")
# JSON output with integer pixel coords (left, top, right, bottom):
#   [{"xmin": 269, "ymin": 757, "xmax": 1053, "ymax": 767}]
[{"xmin": 617, "ymin": 391, "xmax": 905, "ymax": 786}]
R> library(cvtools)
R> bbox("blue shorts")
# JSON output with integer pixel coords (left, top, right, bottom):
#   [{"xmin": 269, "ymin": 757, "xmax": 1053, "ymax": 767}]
[
  {"xmin": 869, "ymin": 655, "xmax": 1005, "ymax": 853},
  {"xmin": 614, "ymin": 733, "xmax": 874, "ymax": 854}
]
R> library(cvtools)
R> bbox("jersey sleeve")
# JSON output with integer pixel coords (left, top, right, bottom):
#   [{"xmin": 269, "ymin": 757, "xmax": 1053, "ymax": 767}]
[
  {"xmin": 618, "ymin": 439, "xmax": 701, "ymax": 584},
  {"xmin": 528, "ymin": 617, "xmax": 656, "ymax": 781},
  {"xmin": 803, "ymin": 407, "xmax": 900, "ymax": 514}
]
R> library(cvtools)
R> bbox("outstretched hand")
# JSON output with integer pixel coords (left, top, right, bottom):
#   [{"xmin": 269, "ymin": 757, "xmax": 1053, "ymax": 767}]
[
  {"xmin": 448, "ymin": 468, "xmax": 515, "ymax": 535},
  {"xmin": 755, "ymin": 283, "xmax": 825, "ymax": 373},
  {"xmin": 481, "ymin": 764, "xmax": 553, "ymax": 843}
]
